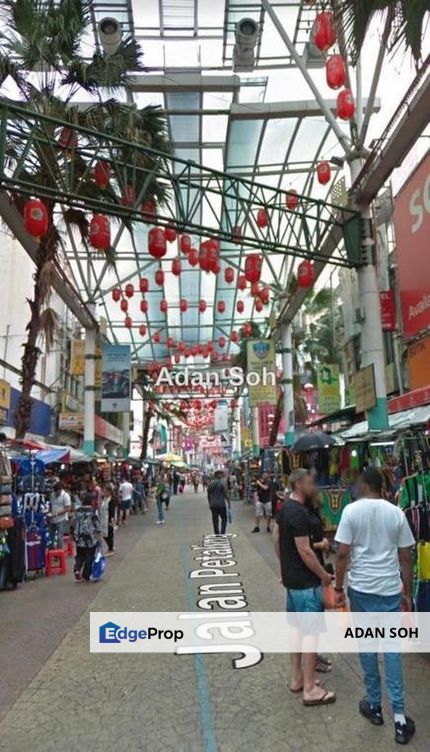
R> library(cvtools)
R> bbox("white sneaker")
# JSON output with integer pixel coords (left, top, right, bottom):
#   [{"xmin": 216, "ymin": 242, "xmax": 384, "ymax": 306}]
[
  {"xmin": 160, "ymin": 520, "xmax": 166, "ymax": 524},
  {"xmin": 156, "ymin": 520, "xmax": 162, "ymax": 525}
]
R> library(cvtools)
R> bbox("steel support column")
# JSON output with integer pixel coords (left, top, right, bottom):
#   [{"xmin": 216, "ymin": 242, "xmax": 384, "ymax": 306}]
[
  {"xmin": 280, "ymin": 323, "xmax": 295, "ymax": 444},
  {"xmin": 251, "ymin": 405, "xmax": 260, "ymax": 458},
  {"xmin": 233, "ymin": 403, "xmax": 241, "ymax": 459},
  {"xmin": 122, "ymin": 411, "xmax": 130, "ymax": 459}
]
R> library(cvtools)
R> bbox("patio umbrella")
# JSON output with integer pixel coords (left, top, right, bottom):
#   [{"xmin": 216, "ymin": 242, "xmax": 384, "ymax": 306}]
[
  {"xmin": 158, "ymin": 453, "xmax": 187, "ymax": 467},
  {"xmin": 292, "ymin": 432, "xmax": 336, "ymax": 452}
]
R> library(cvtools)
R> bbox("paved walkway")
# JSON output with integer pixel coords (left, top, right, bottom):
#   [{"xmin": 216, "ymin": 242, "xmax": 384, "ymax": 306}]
[{"xmin": 0, "ymin": 492, "xmax": 428, "ymax": 752}]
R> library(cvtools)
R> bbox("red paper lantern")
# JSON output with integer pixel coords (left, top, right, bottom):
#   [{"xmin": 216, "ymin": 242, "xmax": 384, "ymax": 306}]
[
  {"xmin": 139, "ymin": 324, "xmax": 147, "ymax": 336},
  {"xmin": 94, "ymin": 160, "xmax": 110, "ymax": 189},
  {"xmin": 236, "ymin": 300, "xmax": 244, "ymax": 314},
  {"xmin": 180, "ymin": 299, "xmax": 188, "ymax": 313},
  {"xmin": 167, "ymin": 336, "xmax": 175, "ymax": 349},
  {"xmin": 141, "ymin": 200, "xmax": 157, "ymax": 222},
  {"xmin": 232, "ymin": 225, "xmax": 242, "ymax": 244},
  {"xmin": 198, "ymin": 241, "xmax": 212, "ymax": 272},
  {"xmin": 148, "ymin": 227, "xmax": 167, "ymax": 259},
  {"xmin": 218, "ymin": 337, "xmax": 226, "ymax": 348},
  {"xmin": 230, "ymin": 331, "xmax": 239, "ymax": 343},
  {"xmin": 124, "ymin": 316, "xmax": 132, "ymax": 329},
  {"xmin": 121, "ymin": 185, "xmax": 136, "ymax": 207},
  {"xmin": 224, "ymin": 267, "xmax": 234, "ymax": 284},
  {"xmin": 153, "ymin": 331, "xmax": 161, "ymax": 344},
  {"xmin": 140, "ymin": 299, "xmax": 148, "ymax": 314},
  {"xmin": 207, "ymin": 341, "xmax": 214, "ymax": 352},
  {"xmin": 191, "ymin": 345, "xmax": 199, "ymax": 357},
  {"xmin": 24, "ymin": 198, "xmax": 49, "ymax": 239},
  {"xmin": 89, "ymin": 214, "xmax": 110, "ymax": 251},
  {"xmin": 165, "ymin": 223, "xmax": 177, "ymax": 243},
  {"xmin": 316, "ymin": 161, "xmax": 331, "ymax": 185},
  {"xmin": 256, "ymin": 208, "xmax": 269, "ymax": 228},
  {"xmin": 178, "ymin": 342, "xmax": 186, "ymax": 353},
  {"xmin": 217, "ymin": 301, "xmax": 225, "ymax": 314},
  {"xmin": 120, "ymin": 299, "xmax": 128, "ymax": 313},
  {"xmin": 155, "ymin": 269, "xmax": 165, "ymax": 286},
  {"xmin": 199, "ymin": 299, "xmax": 207, "ymax": 313},
  {"xmin": 112, "ymin": 288, "xmax": 121, "ymax": 303},
  {"xmin": 171, "ymin": 257, "xmax": 182, "ymax": 277},
  {"xmin": 251, "ymin": 281, "xmax": 260, "ymax": 297},
  {"xmin": 174, "ymin": 353, "xmax": 180, "ymax": 364},
  {"xmin": 188, "ymin": 248, "xmax": 199, "ymax": 267},
  {"xmin": 160, "ymin": 299, "xmax": 168, "ymax": 313},
  {"xmin": 313, "ymin": 11, "xmax": 336, "ymax": 52},
  {"xmin": 243, "ymin": 322, "xmax": 252, "ymax": 337},
  {"xmin": 286, "ymin": 190, "xmax": 299, "ymax": 211},
  {"xmin": 238, "ymin": 275, "xmax": 247, "ymax": 291},
  {"xmin": 297, "ymin": 260, "xmax": 315, "ymax": 288},
  {"xmin": 255, "ymin": 298, "xmax": 263, "ymax": 313},
  {"xmin": 59, "ymin": 127, "xmax": 77, "ymax": 150},
  {"xmin": 139, "ymin": 277, "xmax": 149, "ymax": 294},
  {"xmin": 194, "ymin": 399, "xmax": 202, "ymax": 411},
  {"xmin": 125, "ymin": 283, "xmax": 134, "ymax": 298},
  {"xmin": 244, "ymin": 254, "xmax": 262, "ymax": 284},
  {"xmin": 326, "ymin": 54, "xmax": 346, "ymax": 90},
  {"xmin": 180, "ymin": 234, "xmax": 192, "ymax": 254},
  {"xmin": 259, "ymin": 286, "xmax": 270, "ymax": 305},
  {"xmin": 336, "ymin": 89, "xmax": 355, "ymax": 120}
]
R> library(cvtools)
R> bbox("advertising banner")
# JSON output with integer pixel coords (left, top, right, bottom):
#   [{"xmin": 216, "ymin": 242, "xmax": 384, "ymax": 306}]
[
  {"xmin": 379, "ymin": 290, "xmax": 396, "ymax": 331},
  {"xmin": 71, "ymin": 340, "xmax": 102, "ymax": 386},
  {"xmin": 101, "ymin": 344, "xmax": 131, "ymax": 413},
  {"xmin": 408, "ymin": 335, "xmax": 430, "ymax": 391},
  {"xmin": 59, "ymin": 412, "xmax": 84, "ymax": 432},
  {"xmin": 0, "ymin": 379, "xmax": 11, "ymax": 411},
  {"xmin": 213, "ymin": 400, "xmax": 229, "ymax": 434},
  {"xmin": 246, "ymin": 339, "xmax": 277, "ymax": 407},
  {"xmin": 354, "ymin": 365, "xmax": 376, "ymax": 413},
  {"xmin": 317, "ymin": 364, "xmax": 341, "ymax": 414},
  {"xmin": 393, "ymin": 153, "xmax": 430, "ymax": 338}
]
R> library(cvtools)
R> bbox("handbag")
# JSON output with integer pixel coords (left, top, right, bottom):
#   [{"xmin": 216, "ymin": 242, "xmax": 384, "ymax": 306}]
[{"xmin": 91, "ymin": 544, "xmax": 106, "ymax": 581}]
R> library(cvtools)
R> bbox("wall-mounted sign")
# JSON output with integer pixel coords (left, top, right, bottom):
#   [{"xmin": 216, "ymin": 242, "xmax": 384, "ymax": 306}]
[
  {"xmin": 408, "ymin": 335, "xmax": 430, "ymax": 391},
  {"xmin": 59, "ymin": 412, "xmax": 84, "ymax": 432},
  {"xmin": 0, "ymin": 379, "xmax": 11, "ymax": 411},
  {"xmin": 354, "ymin": 365, "xmax": 376, "ymax": 413},
  {"xmin": 379, "ymin": 290, "xmax": 396, "ymax": 331},
  {"xmin": 246, "ymin": 339, "xmax": 277, "ymax": 407},
  {"xmin": 101, "ymin": 344, "xmax": 131, "ymax": 413},
  {"xmin": 317, "ymin": 364, "xmax": 341, "ymax": 414}
]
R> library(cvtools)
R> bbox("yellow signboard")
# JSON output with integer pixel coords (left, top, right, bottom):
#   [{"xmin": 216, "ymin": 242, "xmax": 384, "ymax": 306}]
[
  {"xmin": 70, "ymin": 340, "xmax": 102, "ymax": 387},
  {"xmin": 0, "ymin": 379, "xmax": 10, "ymax": 411},
  {"xmin": 59, "ymin": 412, "xmax": 84, "ymax": 432},
  {"xmin": 246, "ymin": 339, "xmax": 277, "ymax": 407},
  {"xmin": 317, "ymin": 364, "xmax": 341, "ymax": 414}
]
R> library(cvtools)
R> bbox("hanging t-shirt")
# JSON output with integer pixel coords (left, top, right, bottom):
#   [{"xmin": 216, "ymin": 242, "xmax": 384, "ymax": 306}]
[{"xmin": 335, "ymin": 498, "xmax": 415, "ymax": 596}]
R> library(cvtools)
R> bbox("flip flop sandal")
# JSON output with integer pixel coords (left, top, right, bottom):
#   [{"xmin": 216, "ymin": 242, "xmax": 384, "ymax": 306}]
[
  {"xmin": 315, "ymin": 658, "xmax": 332, "ymax": 673},
  {"xmin": 303, "ymin": 690, "xmax": 336, "ymax": 707}
]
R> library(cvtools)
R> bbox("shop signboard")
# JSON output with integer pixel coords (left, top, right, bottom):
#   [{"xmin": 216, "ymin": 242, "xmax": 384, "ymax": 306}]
[
  {"xmin": 407, "ymin": 334, "xmax": 430, "ymax": 391},
  {"xmin": 101, "ymin": 344, "xmax": 131, "ymax": 413},
  {"xmin": 393, "ymin": 153, "xmax": 430, "ymax": 339},
  {"xmin": 379, "ymin": 290, "xmax": 396, "ymax": 331},
  {"xmin": 354, "ymin": 365, "xmax": 376, "ymax": 413},
  {"xmin": 59, "ymin": 412, "xmax": 84, "ymax": 432},
  {"xmin": 214, "ymin": 400, "xmax": 229, "ymax": 434},
  {"xmin": 71, "ymin": 340, "xmax": 102, "ymax": 386},
  {"xmin": 317, "ymin": 364, "xmax": 341, "ymax": 414},
  {"xmin": 0, "ymin": 379, "xmax": 10, "ymax": 412},
  {"xmin": 246, "ymin": 339, "xmax": 277, "ymax": 407}
]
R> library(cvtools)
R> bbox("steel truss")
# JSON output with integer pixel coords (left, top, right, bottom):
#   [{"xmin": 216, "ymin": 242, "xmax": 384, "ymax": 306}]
[{"xmin": 0, "ymin": 101, "xmax": 360, "ymax": 270}]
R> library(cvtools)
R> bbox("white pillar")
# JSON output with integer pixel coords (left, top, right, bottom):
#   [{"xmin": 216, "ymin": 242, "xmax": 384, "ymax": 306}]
[
  {"xmin": 281, "ymin": 323, "xmax": 295, "ymax": 444},
  {"xmin": 251, "ymin": 405, "xmax": 259, "ymax": 457},
  {"xmin": 122, "ymin": 411, "xmax": 130, "ymax": 459},
  {"xmin": 350, "ymin": 160, "xmax": 389, "ymax": 431},
  {"xmin": 233, "ymin": 403, "xmax": 241, "ymax": 459},
  {"xmin": 83, "ymin": 311, "xmax": 96, "ymax": 456}
]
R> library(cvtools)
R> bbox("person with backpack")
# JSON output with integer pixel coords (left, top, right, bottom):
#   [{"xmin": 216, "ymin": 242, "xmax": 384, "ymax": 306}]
[{"xmin": 207, "ymin": 470, "xmax": 231, "ymax": 535}]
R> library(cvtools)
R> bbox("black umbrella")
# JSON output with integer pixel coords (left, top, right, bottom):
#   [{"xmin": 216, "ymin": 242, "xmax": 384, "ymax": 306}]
[{"xmin": 292, "ymin": 432, "xmax": 336, "ymax": 452}]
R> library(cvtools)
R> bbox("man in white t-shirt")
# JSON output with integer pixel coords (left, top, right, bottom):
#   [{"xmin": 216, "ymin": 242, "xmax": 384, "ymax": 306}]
[
  {"xmin": 119, "ymin": 478, "xmax": 134, "ymax": 524},
  {"xmin": 335, "ymin": 467, "xmax": 415, "ymax": 745},
  {"xmin": 50, "ymin": 481, "xmax": 71, "ymax": 548}
]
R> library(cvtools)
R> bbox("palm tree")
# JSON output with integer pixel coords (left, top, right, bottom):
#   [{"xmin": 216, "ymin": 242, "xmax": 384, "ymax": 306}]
[
  {"xmin": 334, "ymin": 1, "xmax": 428, "ymax": 65},
  {"xmin": 0, "ymin": 0, "xmax": 169, "ymax": 439}
]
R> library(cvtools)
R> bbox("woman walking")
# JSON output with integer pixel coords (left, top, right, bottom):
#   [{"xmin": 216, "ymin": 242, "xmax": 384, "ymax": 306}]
[
  {"xmin": 101, "ymin": 483, "xmax": 116, "ymax": 557},
  {"xmin": 73, "ymin": 492, "xmax": 102, "ymax": 582}
]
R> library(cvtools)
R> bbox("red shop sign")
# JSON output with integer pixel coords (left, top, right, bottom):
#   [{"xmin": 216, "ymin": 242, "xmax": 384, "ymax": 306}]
[{"xmin": 379, "ymin": 290, "xmax": 396, "ymax": 331}]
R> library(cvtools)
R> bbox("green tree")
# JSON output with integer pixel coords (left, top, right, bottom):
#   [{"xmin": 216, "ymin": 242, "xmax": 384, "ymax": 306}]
[{"xmin": 0, "ymin": 0, "xmax": 169, "ymax": 438}]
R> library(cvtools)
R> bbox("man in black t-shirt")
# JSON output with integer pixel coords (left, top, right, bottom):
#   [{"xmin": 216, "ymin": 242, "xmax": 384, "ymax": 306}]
[
  {"xmin": 252, "ymin": 472, "xmax": 272, "ymax": 533},
  {"xmin": 207, "ymin": 470, "xmax": 231, "ymax": 535},
  {"xmin": 273, "ymin": 468, "xmax": 335, "ymax": 707}
]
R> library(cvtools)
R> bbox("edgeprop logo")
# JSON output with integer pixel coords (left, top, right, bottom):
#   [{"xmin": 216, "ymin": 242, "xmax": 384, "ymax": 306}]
[{"xmin": 99, "ymin": 621, "xmax": 184, "ymax": 644}]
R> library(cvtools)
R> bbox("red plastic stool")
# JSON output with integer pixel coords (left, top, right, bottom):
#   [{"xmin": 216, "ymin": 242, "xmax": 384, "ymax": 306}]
[
  {"xmin": 46, "ymin": 548, "xmax": 67, "ymax": 576},
  {"xmin": 63, "ymin": 534, "xmax": 74, "ymax": 557}
]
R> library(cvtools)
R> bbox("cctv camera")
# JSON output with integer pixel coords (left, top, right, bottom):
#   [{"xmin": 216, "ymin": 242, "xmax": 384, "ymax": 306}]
[
  {"xmin": 98, "ymin": 17, "xmax": 123, "ymax": 56},
  {"xmin": 233, "ymin": 17, "xmax": 259, "ymax": 72}
]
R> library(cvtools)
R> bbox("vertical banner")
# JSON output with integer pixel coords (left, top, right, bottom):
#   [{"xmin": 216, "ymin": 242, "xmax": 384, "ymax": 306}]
[
  {"xmin": 379, "ymin": 290, "xmax": 396, "ymax": 331},
  {"xmin": 70, "ymin": 340, "xmax": 85, "ymax": 376},
  {"xmin": 317, "ymin": 364, "xmax": 341, "ymax": 414},
  {"xmin": 246, "ymin": 339, "xmax": 277, "ymax": 407},
  {"xmin": 101, "ymin": 344, "xmax": 131, "ymax": 413},
  {"xmin": 213, "ymin": 400, "xmax": 229, "ymax": 434}
]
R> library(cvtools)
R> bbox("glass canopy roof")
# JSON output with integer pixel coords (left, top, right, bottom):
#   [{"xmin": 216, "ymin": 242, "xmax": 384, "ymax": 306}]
[{"xmin": 49, "ymin": 0, "xmax": 422, "ymax": 369}]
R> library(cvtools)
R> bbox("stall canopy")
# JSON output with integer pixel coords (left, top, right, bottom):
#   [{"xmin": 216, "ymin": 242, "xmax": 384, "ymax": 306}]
[{"xmin": 339, "ymin": 405, "xmax": 430, "ymax": 442}]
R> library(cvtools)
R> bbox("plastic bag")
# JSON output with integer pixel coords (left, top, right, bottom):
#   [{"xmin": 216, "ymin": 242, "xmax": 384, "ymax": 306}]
[{"xmin": 91, "ymin": 545, "xmax": 106, "ymax": 581}]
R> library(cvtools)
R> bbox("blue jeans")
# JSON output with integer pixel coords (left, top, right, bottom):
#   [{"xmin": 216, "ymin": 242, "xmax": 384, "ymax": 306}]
[
  {"xmin": 287, "ymin": 585, "xmax": 324, "ymax": 613},
  {"xmin": 156, "ymin": 499, "xmax": 165, "ymax": 522},
  {"xmin": 348, "ymin": 588, "xmax": 404, "ymax": 713}
]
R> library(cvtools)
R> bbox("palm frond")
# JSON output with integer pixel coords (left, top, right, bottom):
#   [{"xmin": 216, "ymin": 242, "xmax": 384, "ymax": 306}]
[
  {"xmin": 63, "ymin": 207, "xmax": 89, "ymax": 241},
  {"xmin": 39, "ymin": 306, "xmax": 58, "ymax": 351}
]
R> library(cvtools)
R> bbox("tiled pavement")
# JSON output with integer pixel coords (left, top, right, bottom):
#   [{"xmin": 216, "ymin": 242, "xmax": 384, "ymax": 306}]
[{"xmin": 0, "ymin": 492, "xmax": 429, "ymax": 752}]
